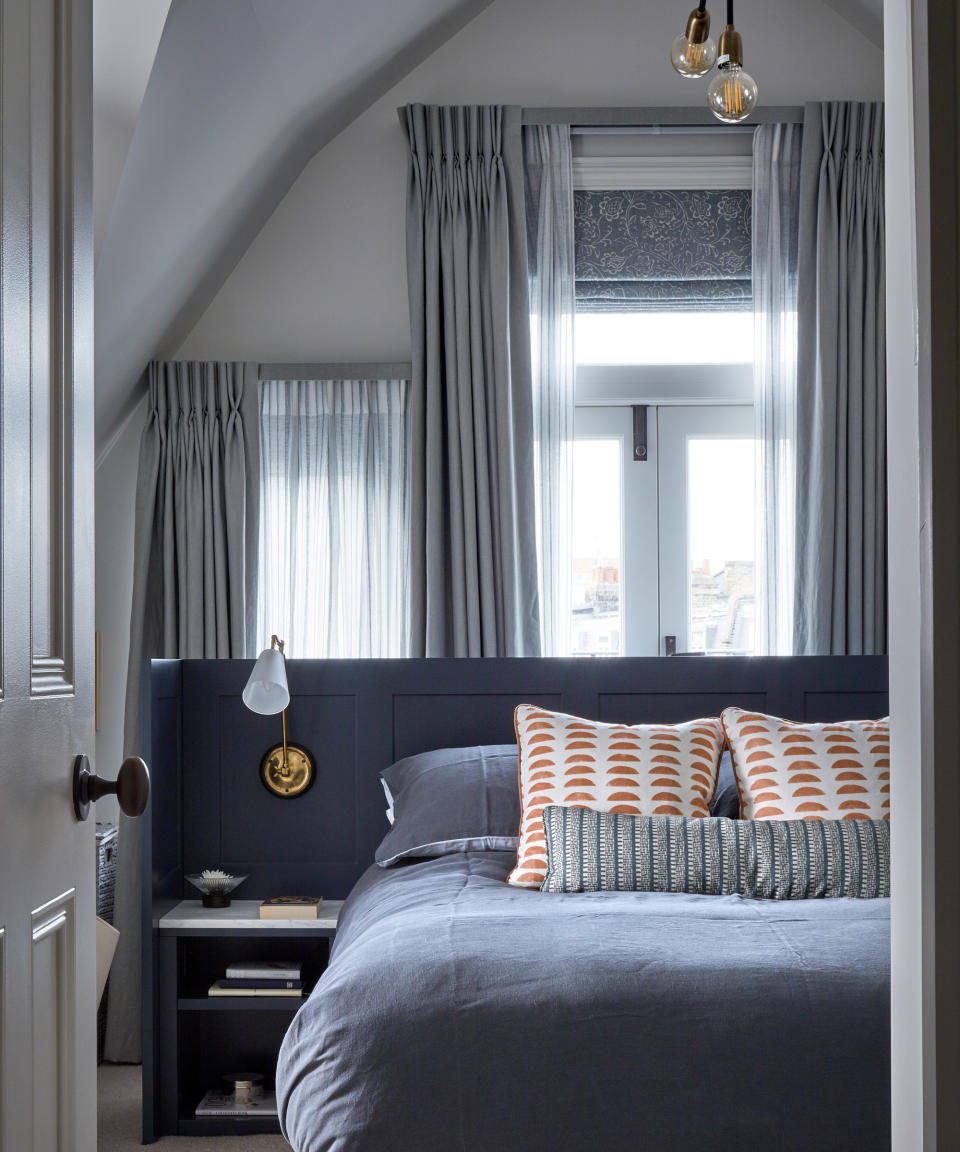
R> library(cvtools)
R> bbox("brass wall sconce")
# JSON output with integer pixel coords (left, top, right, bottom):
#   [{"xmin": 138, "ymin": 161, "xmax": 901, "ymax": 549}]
[{"xmin": 242, "ymin": 636, "xmax": 315, "ymax": 798}]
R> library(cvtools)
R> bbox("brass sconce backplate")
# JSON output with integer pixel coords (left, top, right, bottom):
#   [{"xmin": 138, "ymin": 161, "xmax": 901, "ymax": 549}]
[{"xmin": 260, "ymin": 743, "xmax": 315, "ymax": 798}]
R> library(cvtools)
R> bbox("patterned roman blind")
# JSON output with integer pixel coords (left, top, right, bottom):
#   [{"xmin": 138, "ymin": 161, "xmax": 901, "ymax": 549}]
[{"xmin": 574, "ymin": 189, "xmax": 752, "ymax": 312}]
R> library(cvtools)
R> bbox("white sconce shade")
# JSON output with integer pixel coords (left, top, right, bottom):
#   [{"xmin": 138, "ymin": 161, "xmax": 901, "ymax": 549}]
[{"xmin": 242, "ymin": 647, "xmax": 290, "ymax": 715}]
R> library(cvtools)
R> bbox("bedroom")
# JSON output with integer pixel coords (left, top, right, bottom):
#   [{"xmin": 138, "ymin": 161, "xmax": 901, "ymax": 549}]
[{"xmin": 0, "ymin": 0, "xmax": 956, "ymax": 1149}]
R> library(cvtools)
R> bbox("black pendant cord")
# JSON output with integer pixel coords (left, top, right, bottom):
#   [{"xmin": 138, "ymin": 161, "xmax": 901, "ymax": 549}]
[
  {"xmin": 727, "ymin": 0, "xmax": 733, "ymax": 24},
  {"xmin": 697, "ymin": 1, "xmax": 706, "ymax": 11}
]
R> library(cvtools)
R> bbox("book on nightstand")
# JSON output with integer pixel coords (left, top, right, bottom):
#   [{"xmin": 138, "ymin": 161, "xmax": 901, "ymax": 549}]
[
  {"xmin": 210, "ymin": 958, "xmax": 305, "ymax": 997},
  {"xmin": 259, "ymin": 896, "xmax": 323, "ymax": 919},
  {"xmin": 216, "ymin": 976, "xmax": 302, "ymax": 990},
  {"xmin": 225, "ymin": 960, "xmax": 302, "ymax": 980},
  {"xmin": 207, "ymin": 982, "xmax": 302, "ymax": 998},
  {"xmin": 195, "ymin": 1089, "xmax": 278, "ymax": 1117}
]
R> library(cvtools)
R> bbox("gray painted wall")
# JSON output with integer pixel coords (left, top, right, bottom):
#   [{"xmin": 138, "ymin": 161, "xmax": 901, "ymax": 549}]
[
  {"xmin": 177, "ymin": 0, "xmax": 884, "ymax": 364},
  {"xmin": 94, "ymin": 0, "xmax": 884, "ymax": 824}
]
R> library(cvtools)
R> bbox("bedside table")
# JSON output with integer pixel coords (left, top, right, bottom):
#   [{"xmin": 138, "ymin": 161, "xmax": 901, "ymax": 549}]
[{"xmin": 150, "ymin": 899, "xmax": 343, "ymax": 1139}]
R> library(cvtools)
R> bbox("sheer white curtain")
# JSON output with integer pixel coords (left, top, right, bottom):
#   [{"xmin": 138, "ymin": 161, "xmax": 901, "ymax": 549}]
[
  {"xmin": 258, "ymin": 378, "xmax": 409, "ymax": 657},
  {"xmin": 753, "ymin": 123, "xmax": 802, "ymax": 655},
  {"xmin": 524, "ymin": 123, "xmax": 576, "ymax": 655}
]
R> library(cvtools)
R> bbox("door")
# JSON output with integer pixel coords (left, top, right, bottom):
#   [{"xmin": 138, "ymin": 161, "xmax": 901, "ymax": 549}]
[
  {"xmin": 571, "ymin": 405, "xmax": 756, "ymax": 656},
  {"xmin": 0, "ymin": 1, "xmax": 96, "ymax": 1150},
  {"xmin": 571, "ymin": 407, "xmax": 659, "ymax": 656},
  {"xmin": 658, "ymin": 405, "xmax": 756, "ymax": 654}
]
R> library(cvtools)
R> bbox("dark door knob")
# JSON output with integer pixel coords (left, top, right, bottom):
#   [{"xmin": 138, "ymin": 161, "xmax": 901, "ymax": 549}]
[{"xmin": 73, "ymin": 754, "xmax": 150, "ymax": 821}]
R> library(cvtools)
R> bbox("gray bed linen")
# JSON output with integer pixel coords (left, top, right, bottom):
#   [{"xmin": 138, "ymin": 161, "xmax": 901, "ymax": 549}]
[{"xmin": 277, "ymin": 851, "xmax": 890, "ymax": 1152}]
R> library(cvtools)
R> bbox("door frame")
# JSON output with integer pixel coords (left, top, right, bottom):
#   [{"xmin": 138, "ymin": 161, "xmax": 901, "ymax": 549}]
[{"xmin": 886, "ymin": 0, "xmax": 960, "ymax": 1146}]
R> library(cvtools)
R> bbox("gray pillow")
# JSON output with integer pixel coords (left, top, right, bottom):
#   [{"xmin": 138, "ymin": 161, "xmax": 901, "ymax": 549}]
[
  {"xmin": 375, "ymin": 745, "xmax": 520, "ymax": 867},
  {"xmin": 710, "ymin": 750, "xmax": 741, "ymax": 819},
  {"xmin": 540, "ymin": 806, "xmax": 890, "ymax": 898}
]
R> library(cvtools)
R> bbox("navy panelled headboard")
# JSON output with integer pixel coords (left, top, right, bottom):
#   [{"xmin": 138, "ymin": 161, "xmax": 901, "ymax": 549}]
[
  {"xmin": 143, "ymin": 655, "xmax": 888, "ymax": 908},
  {"xmin": 139, "ymin": 654, "xmax": 887, "ymax": 1138}
]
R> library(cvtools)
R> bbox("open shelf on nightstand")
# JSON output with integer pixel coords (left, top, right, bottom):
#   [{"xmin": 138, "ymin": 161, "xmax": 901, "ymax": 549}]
[
  {"xmin": 177, "ymin": 996, "xmax": 305, "ymax": 1012},
  {"xmin": 150, "ymin": 899, "xmax": 342, "ymax": 1139},
  {"xmin": 177, "ymin": 1110, "xmax": 284, "ymax": 1138}
]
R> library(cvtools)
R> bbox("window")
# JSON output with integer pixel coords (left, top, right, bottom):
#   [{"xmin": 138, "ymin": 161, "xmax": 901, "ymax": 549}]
[
  {"xmin": 570, "ymin": 436, "xmax": 623, "ymax": 655},
  {"xmin": 257, "ymin": 378, "xmax": 410, "ymax": 658},
  {"xmin": 687, "ymin": 438, "xmax": 756, "ymax": 651},
  {"xmin": 575, "ymin": 312, "xmax": 753, "ymax": 366},
  {"xmin": 658, "ymin": 407, "xmax": 756, "ymax": 654},
  {"xmin": 570, "ymin": 173, "xmax": 757, "ymax": 656},
  {"xmin": 570, "ymin": 406, "xmax": 756, "ymax": 656}
]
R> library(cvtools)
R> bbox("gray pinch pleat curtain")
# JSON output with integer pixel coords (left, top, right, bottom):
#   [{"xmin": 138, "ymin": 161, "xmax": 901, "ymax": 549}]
[
  {"xmin": 104, "ymin": 361, "xmax": 259, "ymax": 1063},
  {"xmin": 401, "ymin": 104, "xmax": 541, "ymax": 657},
  {"xmin": 794, "ymin": 102, "xmax": 886, "ymax": 655}
]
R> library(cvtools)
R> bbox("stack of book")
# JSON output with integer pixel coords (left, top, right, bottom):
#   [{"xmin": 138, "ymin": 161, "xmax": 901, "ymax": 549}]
[{"xmin": 208, "ymin": 960, "xmax": 303, "ymax": 998}]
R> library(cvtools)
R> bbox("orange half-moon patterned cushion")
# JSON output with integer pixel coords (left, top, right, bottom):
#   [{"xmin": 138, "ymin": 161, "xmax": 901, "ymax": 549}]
[
  {"xmin": 721, "ymin": 707, "xmax": 890, "ymax": 822},
  {"xmin": 507, "ymin": 705, "xmax": 725, "ymax": 889}
]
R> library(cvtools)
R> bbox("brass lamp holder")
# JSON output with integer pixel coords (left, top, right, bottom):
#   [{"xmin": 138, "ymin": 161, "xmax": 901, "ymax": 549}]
[
  {"xmin": 716, "ymin": 0, "xmax": 743, "ymax": 69},
  {"xmin": 259, "ymin": 636, "xmax": 315, "ymax": 799},
  {"xmin": 684, "ymin": 4, "xmax": 711, "ymax": 46},
  {"xmin": 716, "ymin": 24, "xmax": 743, "ymax": 68}
]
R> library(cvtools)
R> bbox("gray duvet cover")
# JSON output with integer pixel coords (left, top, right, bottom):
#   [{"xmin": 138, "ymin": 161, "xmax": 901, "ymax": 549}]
[{"xmin": 277, "ymin": 851, "xmax": 890, "ymax": 1152}]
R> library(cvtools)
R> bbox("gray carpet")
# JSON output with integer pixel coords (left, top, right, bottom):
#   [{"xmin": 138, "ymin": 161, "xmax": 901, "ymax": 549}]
[{"xmin": 98, "ymin": 1063, "xmax": 289, "ymax": 1150}]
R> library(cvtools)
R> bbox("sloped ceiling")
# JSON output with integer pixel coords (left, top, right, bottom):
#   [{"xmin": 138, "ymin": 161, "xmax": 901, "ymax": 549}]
[
  {"xmin": 823, "ymin": 0, "xmax": 883, "ymax": 47},
  {"xmin": 94, "ymin": 0, "xmax": 172, "ymax": 261},
  {"xmin": 94, "ymin": 0, "xmax": 494, "ymax": 451}
]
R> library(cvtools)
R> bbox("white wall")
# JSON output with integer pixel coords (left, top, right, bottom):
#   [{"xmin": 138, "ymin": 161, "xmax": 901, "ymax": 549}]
[
  {"xmin": 94, "ymin": 399, "xmax": 144, "ymax": 824},
  {"xmin": 177, "ymin": 0, "xmax": 883, "ymax": 362},
  {"xmin": 94, "ymin": 0, "xmax": 883, "ymax": 793}
]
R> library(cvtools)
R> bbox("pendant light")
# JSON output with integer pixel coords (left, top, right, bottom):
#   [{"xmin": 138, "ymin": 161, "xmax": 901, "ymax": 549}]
[
  {"xmin": 670, "ymin": 3, "xmax": 717, "ymax": 78},
  {"xmin": 705, "ymin": 0, "xmax": 758, "ymax": 123}
]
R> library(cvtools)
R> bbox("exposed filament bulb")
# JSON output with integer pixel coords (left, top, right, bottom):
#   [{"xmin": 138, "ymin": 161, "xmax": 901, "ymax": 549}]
[
  {"xmin": 670, "ymin": 6, "xmax": 717, "ymax": 78},
  {"xmin": 707, "ymin": 62, "xmax": 758, "ymax": 123}
]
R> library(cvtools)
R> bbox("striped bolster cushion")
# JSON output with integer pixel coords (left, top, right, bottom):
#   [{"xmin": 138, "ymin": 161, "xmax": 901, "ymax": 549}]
[{"xmin": 540, "ymin": 806, "xmax": 890, "ymax": 899}]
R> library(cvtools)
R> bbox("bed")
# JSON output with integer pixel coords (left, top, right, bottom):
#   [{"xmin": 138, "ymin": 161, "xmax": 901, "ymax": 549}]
[
  {"xmin": 144, "ymin": 655, "xmax": 890, "ymax": 1147},
  {"xmin": 278, "ymin": 850, "xmax": 889, "ymax": 1151}
]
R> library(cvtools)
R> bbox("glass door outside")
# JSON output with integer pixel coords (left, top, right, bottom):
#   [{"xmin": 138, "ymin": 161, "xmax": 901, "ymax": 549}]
[
  {"xmin": 571, "ymin": 405, "xmax": 756, "ymax": 657},
  {"xmin": 571, "ymin": 407, "xmax": 659, "ymax": 656},
  {"xmin": 657, "ymin": 405, "xmax": 757, "ymax": 655}
]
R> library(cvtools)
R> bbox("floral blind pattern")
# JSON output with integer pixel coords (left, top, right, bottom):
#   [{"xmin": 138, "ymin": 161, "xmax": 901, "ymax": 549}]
[{"xmin": 574, "ymin": 189, "xmax": 752, "ymax": 312}]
